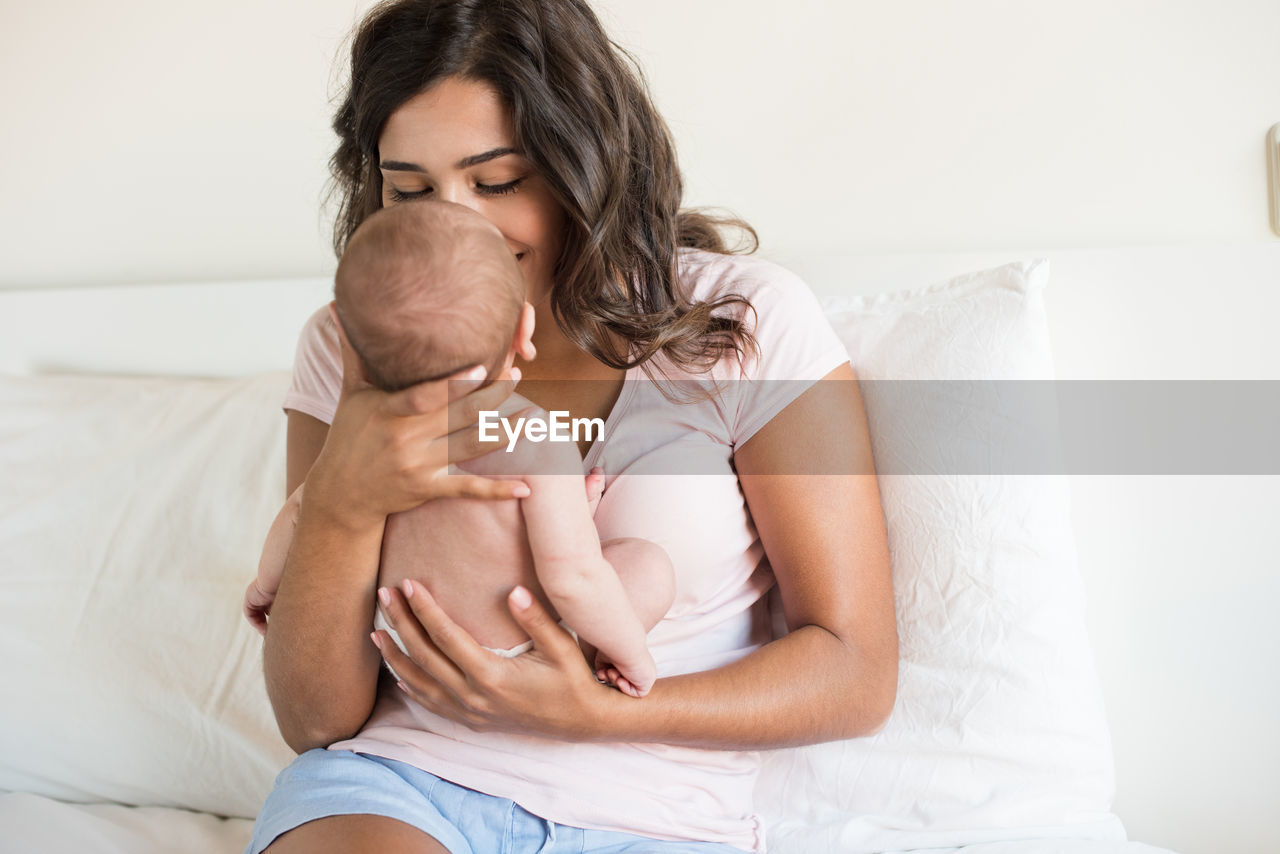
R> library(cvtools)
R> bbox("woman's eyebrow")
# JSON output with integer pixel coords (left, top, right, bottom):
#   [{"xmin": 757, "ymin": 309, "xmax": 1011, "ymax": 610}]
[
  {"xmin": 379, "ymin": 147, "xmax": 520, "ymax": 173},
  {"xmin": 456, "ymin": 147, "xmax": 519, "ymax": 168}
]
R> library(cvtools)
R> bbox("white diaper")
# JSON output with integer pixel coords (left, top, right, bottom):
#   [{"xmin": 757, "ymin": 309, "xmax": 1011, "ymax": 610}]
[{"xmin": 372, "ymin": 609, "xmax": 571, "ymax": 663}]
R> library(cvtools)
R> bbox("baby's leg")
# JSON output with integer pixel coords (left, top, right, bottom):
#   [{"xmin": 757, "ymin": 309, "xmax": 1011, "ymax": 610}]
[
  {"xmin": 600, "ymin": 538, "xmax": 676, "ymax": 630},
  {"xmin": 601, "ymin": 536, "xmax": 674, "ymax": 644},
  {"xmin": 244, "ymin": 484, "xmax": 304, "ymax": 634},
  {"xmin": 592, "ymin": 538, "xmax": 674, "ymax": 696}
]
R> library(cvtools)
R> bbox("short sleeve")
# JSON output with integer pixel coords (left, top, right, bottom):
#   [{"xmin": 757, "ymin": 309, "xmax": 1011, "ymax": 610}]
[
  {"xmin": 719, "ymin": 260, "xmax": 849, "ymax": 447},
  {"xmin": 282, "ymin": 305, "xmax": 342, "ymax": 424}
]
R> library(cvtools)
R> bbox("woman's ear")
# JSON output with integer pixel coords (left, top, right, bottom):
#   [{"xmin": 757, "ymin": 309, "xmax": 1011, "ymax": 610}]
[{"xmin": 513, "ymin": 301, "xmax": 537, "ymax": 362}]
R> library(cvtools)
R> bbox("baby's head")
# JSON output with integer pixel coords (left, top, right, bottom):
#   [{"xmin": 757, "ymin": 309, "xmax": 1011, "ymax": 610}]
[{"xmin": 334, "ymin": 201, "xmax": 528, "ymax": 391}]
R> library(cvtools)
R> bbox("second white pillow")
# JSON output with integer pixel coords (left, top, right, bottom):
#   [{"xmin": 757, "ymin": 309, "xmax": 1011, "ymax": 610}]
[{"xmin": 756, "ymin": 260, "xmax": 1125, "ymax": 853}]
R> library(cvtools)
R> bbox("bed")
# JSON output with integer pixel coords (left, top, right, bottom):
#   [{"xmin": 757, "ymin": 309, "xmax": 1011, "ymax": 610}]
[{"xmin": 5, "ymin": 243, "xmax": 1276, "ymax": 853}]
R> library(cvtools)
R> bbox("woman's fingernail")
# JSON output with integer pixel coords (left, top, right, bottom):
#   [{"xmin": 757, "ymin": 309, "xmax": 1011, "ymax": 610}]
[
  {"xmin": 510, "ymin": 585, "xmax": 532, "ymax": 610},
  {"xmin": 510, "ymin": 366, "xmax": 522, "ymax": 384},
  {"xmin": 402, "ymin": 578, "xmax": 414, "ymax": 599},
  {"xmin": 378, "ymin": 587, "xmax": 390, "ymax": 607},
  {"xmin": 462, "ymin": 365, "xmax": 486, "ymax": 382},
  {"xmin": 370, "ymin": 632, "xmax": 382, "ymax": 650},
  {"xmin": 513, "ymin": 483, "xmax": 531, "ymax": 499}
]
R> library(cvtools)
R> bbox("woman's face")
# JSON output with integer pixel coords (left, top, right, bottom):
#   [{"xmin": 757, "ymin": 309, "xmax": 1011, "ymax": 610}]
[{"xmin": 378, "ymin": 77, "xmax": 566, "ymax": 307}]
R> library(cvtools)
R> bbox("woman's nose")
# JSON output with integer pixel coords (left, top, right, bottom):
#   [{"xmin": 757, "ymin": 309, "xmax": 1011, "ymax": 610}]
[
  {"xmin": 434, "ymin": 184, "xmax": 460, "ymax": 204},
  {"xmin": 435, "ymin": 183, "xmax": 477, "ymax": 212}
]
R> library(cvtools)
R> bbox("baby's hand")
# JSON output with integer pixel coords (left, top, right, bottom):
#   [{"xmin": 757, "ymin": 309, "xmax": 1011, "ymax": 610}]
[
  {"xmin": 243, "ymin": 579, "xmax": 276, "ymax": 636},
  {"xmin": 584, "ymin": 466, "xmax": 605, "ymax": 516},
  {"xmin": 594, "ymin": 649, "xmax": 656, "ymax": 698}
]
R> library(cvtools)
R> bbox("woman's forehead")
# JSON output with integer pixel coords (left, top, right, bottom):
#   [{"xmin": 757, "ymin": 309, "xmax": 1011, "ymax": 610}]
[{"xmin": 379, "ymin": 77, "xmax": 517, "ymax": 162}]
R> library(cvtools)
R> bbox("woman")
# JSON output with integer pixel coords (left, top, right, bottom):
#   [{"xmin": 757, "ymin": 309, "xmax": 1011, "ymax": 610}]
[{"xmin": 251, "ymin": 1, "xmax": 896, "ymax": 851}]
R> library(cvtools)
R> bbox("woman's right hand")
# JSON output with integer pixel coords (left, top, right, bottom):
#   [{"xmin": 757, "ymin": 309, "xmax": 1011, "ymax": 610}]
[{"xmin": 303, "ymin": 303, "xmax": 530, "ymax": 530}]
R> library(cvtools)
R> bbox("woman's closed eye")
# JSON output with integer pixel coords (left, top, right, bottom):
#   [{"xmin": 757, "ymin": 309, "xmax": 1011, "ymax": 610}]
[
  {"xmin": 475, "ymin": 177, "xmax": 525, "ymax": 196},
  {"xmin": 385, "ymin": 177, "xmax": 526, "ymax": 203},
  {"xmin": 386, "ymin": 186, "xmax": 429, "ymax": 202}
]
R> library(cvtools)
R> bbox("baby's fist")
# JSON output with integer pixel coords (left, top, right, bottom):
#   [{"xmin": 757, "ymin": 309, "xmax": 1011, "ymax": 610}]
[
  {"xmin": 243, "ymin": 579, "xmax": 275, "ymax": 636},
  {"xmin": 584, "ymin": 466, "xmax": 605, "ymax": 516}
]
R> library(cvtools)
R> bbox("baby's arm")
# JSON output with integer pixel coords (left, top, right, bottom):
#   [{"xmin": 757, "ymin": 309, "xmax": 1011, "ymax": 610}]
[
  {"xmin": 521, "ymin": 468, "xmax": 662, "ymax": 697},
  {"xmin": 243, "ymin": 484, "xmax": 304, "ymax": 635}
]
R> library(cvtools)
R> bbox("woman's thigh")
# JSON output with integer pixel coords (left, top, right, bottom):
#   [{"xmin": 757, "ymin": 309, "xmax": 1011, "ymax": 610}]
[
  {"xmin": 263, "ymin": 814, "xmax": 449, "ymax": 854},
  {"xmin": 246, "ymin": 749, "xmax": 473, "ymax": 854}
]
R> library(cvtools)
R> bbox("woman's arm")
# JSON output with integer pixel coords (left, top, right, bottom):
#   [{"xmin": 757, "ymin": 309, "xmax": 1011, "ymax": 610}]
[
  {"xmin": 263, "ymin": 436, "xmax": 385, "ymax": 752},
  {"xmin": 286, "ymin": 410, "xmax": 329, "ymax": 496},
  {"xmin": 377, "ymin": 362, "xmax": 898, "ymax": 748},
  {"xmin": 263, "ymin": 313, "xmax": 530, "ymax": 753}
]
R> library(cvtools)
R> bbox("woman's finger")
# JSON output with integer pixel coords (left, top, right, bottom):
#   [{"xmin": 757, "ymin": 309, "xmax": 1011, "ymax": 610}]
[
  {"xmin": 374, "ymin": 634, "xmax": 464, "ymax": 715},
  {"xmin": 441, "ymin": 371, "xmax": 522, "ymax": 434},
  {"xmin": 378, "ymin": 367, "xmax": 478, "ymax": 419},
  {"xmin": 392, "ymin": 669, "xmax": 456, "ymax": 717},
  {"xmin": 386, "ymin": 363, "xmax": 518, "ymax": 420},
  {"xmin": 398, "ymin": 580, "xmax": 498, "ymax": 679},
  {"xmin": 376, "ymin": 633, "xmax": 463, "ymax": 711},
  {"xmin": 436, "ymin": 472, "xmax": 530, "ymax": 501},
  {"xmin": 505, "ymin": 585, "xmax": 581, "ymax": 658},
  {"xmin": 443, "ymin": 404, "xmax": 543, "ymax": 469},
  {"xmin": 377, "ymin": 585, "xmax": 468, "ymax": 696}
]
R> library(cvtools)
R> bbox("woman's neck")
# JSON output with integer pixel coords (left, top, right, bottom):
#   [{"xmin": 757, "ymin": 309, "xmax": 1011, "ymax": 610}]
[
  {"xmin": 519, "ymin": 317, "xmax": 624, "ymax": 384},
  {"xmin": 515, "ymin": 321, "xmax": 628, "ymax": 457}
]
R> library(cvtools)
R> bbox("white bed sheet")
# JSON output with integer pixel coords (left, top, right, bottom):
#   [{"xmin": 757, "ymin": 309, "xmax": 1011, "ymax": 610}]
[
  {"xmin": 0, "ymin": 792, "xmax": 1179, "ymax": 854},
  {"xmin": 0, "ymin": 792, "xmax": 253, "ymax": 854}
]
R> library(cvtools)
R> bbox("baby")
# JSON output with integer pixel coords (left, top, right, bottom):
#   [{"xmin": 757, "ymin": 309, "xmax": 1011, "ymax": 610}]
[{"xmin": 244, "ymin": 200, "xmax": 674, "ymax": 697}]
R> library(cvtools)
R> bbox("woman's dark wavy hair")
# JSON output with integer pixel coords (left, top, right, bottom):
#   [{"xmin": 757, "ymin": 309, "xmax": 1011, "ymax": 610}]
[{"xmin": 329, "ymin": 0, "xmax": 757, "ymax": 373}]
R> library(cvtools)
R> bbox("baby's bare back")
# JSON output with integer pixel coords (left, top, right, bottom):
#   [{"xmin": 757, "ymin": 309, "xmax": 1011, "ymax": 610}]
[
  {"xmin": 377, "ymin": 404, "xmax": 571, "ymax": 651},
  {"xmin": 378, "ymin": 495, "xmax": 550, "ymax": 650}
]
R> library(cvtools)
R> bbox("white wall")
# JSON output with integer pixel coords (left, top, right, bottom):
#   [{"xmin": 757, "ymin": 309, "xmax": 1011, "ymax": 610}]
[{"xmin": 2, "ymin": 1, "xmax": 1277, "ymax": 288}]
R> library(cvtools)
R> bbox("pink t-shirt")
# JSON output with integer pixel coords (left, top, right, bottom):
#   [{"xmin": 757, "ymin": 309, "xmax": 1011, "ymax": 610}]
[{"xmin": 284, "ymin": 248, "xmax": 848, "ymax": 852}]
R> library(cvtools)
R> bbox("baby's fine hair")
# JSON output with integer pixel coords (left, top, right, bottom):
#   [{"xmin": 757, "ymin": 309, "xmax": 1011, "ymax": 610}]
[{"xmin": 334, "ymin": 201, "xmax": 524, "ymax": 391}]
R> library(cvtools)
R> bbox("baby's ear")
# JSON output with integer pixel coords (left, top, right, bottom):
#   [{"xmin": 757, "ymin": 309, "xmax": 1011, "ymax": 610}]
[{"xmin": 513, "ymin": 301, "xmax": 537, "ymax": 361}]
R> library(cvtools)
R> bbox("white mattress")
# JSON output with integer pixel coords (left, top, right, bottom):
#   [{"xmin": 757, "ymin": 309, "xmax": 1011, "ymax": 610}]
[
  {"xmin": 0, "ymin": 792, "xmax": 253, "ymax": 854},
  {"xmin": 0, "ymin": 792, "xmax": 1180, "ymax": 854}
]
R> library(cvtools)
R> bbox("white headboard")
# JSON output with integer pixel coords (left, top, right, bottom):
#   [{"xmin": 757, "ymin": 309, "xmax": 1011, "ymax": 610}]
[
  {"xmin": 0, "ymin": 279, "xmax": 331, "ymax": 378},
  {"xmin": 6, "ymin": 243, "xmax": 1277, "ymax": 382}
]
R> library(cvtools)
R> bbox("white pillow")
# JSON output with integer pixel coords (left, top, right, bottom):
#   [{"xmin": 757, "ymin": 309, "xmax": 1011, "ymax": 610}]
[
  {"xmin": 756, "ymin": 260, "xmax": 1127, "ymax": 851},
  {"xmin": 0, "ymin": 372, "xmax": 294, "ymax": 819}
]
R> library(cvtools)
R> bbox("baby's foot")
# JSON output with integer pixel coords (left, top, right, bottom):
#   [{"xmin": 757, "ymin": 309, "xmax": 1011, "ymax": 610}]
[
  {"xmin": 597, "ymin": 667, "xmax": 644, "ymax": 698},
  {"xmin": 594, "ymin": 651, "xmax": 656, "ymax": 698}
]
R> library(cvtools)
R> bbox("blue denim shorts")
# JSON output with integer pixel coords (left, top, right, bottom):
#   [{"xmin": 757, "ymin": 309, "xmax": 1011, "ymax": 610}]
[{"xmin": 245, "ymin": 748, "xmax": 749, "ymax": 854}]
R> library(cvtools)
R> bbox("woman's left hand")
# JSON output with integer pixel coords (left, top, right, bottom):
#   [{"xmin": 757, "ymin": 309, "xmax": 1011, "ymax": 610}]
[{"xmin": 372, "ymin": 580, "xmax": 613, "ymax": 740}]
